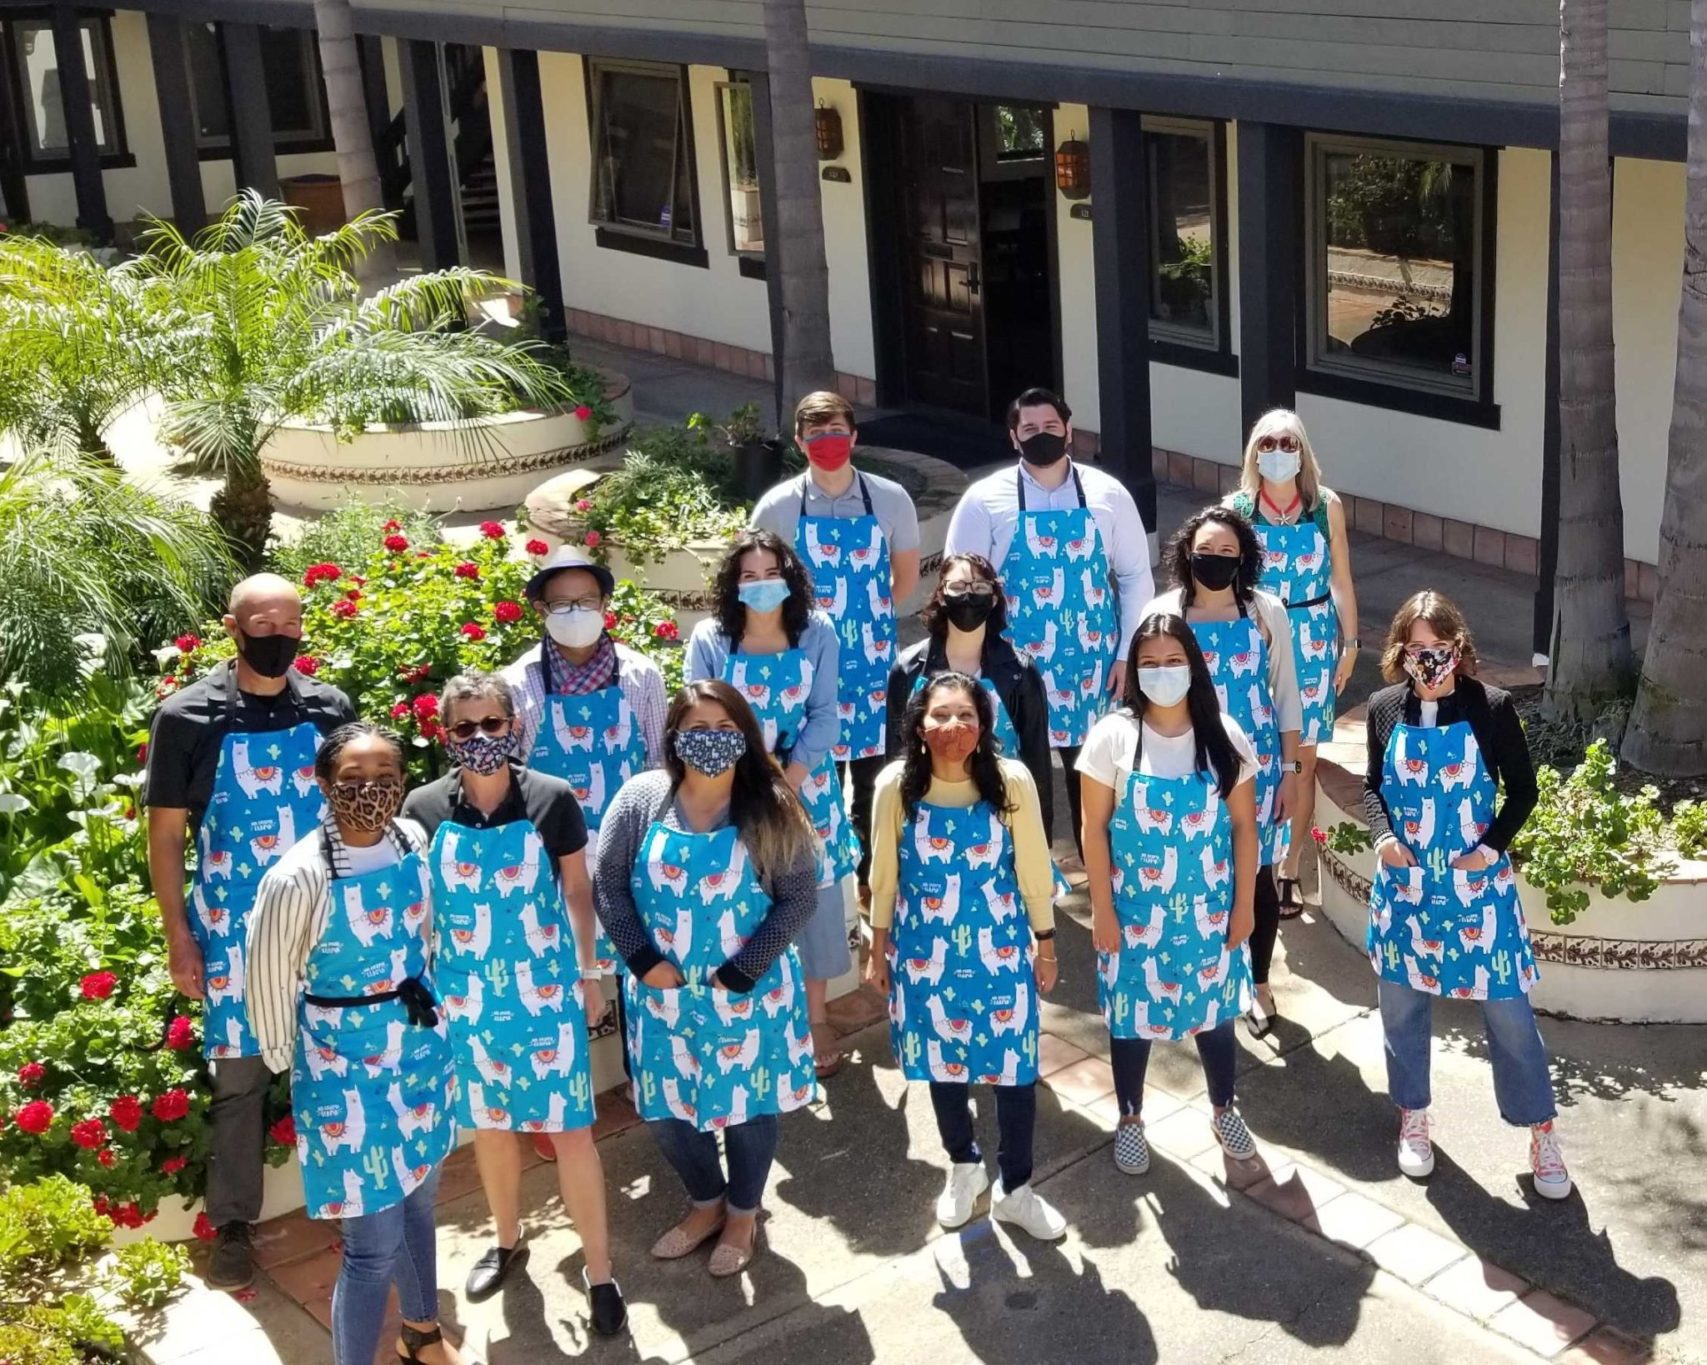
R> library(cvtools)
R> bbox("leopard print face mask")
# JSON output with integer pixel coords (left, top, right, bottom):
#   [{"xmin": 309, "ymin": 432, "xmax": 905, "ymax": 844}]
[{"xmin": 325, "ymin": 775, "xmax": 406, "ymax": 832}]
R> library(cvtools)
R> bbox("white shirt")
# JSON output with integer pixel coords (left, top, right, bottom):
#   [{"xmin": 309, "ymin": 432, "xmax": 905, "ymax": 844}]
[
  {"xmin": 1075, "ymin": 710, "xmax": 1257, "ymax": 793},
  {"xmin": 944, "ymin": 460, "xmax": 1154, "ymax": 652},
  {"xmin": 1145, "ymin": 587, "xmax": 1304, "ymax": 734}
]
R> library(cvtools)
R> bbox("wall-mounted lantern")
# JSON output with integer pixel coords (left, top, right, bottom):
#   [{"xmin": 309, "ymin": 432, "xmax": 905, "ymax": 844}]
[
  {"xmin": 815, "ymin": 103, "xmax": 845, "ymax": 160},
  {"xmin": 1055, "ymin": 130, "xmax": 1090, "ymax": 200}
]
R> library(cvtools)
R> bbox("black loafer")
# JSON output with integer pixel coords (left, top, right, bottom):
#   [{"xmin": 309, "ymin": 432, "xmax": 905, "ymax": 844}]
[
  {"xmin": 584, "ymin": 1269, "xmax": 628, "ymax": 1337},
  {"xmin": 465, "ymin": 1242, "xmax": 528, "ymax": 1301},
  {"xmin": 206, "ymin": 1222, "xmax": 255, "ymax": 1292}
]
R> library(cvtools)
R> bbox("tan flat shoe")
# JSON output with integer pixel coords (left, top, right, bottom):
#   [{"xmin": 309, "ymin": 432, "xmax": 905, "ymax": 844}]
[
  {"xmin": 708, "ymin": 1231, "xmax": 759, "ymax": 1279},
  {"xmin": 649, "ymin": 1215, "xmax": 725, "ymax": 1261}
]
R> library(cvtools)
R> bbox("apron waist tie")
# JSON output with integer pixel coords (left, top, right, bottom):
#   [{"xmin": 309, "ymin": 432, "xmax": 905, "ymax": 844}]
[
  {"xmin": 305, "ymin": 976, "xmax": 439, "ymax": 1028},
  {"xmin": 1286, "ymin": 591, "xmax": 1333, "ymax": 611}
]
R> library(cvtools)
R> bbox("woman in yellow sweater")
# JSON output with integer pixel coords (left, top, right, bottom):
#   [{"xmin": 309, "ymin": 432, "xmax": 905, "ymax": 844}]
[{"xmin": 865, "ymin": 673, "xmax": 1062, "ymax": 1241}]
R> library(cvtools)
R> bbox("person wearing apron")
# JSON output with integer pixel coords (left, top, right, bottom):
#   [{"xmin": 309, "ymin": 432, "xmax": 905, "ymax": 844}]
[
  {"xmin": 1363, "ymin": 591, "xmax": 1567, "ymax": 1199},
  {"xmin": 245, "ymin": 723, "xmax": 461, "ymax": 1365},
  {"xmin": 1147, "ymin": 506, "xmax": 1303, "ymax": 1037},
  {"xmin": 866, "ymin": 673, "xmax": 1065, "ymax": 1241},
  {"xmin": 1225, "ymin": 409, "xmax": 1360, "ymax": 916},
  {"xmin": 750, "ymin": 391, "xmax": 921, "ymax": 907},
  {"xmin": 1078, "ymin": 613, "xmax": 1263, "ymax": 1177},
  {"xmin": 401, "ymin": 672, "xmax": 626, "ymax": 1335},
  {"xmin": 944, "ymin": 387, "xmax": 1154, "ymax": 866},
  {"xmin": 688, "ymin": 530, "xmax": 857, "ymax": 1079},
  {"xmin": 590, "ymin": 681, "xmax": 820, "ymax": 1279},
  {"xmin": 145, "ymin": 573, "xmax": 354, "ymax": 1292}
]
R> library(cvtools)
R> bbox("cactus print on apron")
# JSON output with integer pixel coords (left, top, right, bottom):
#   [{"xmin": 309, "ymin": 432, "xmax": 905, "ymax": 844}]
[{"xmin": 1190, "ymin": 611, "xmax": 1291, "ymax": 868}]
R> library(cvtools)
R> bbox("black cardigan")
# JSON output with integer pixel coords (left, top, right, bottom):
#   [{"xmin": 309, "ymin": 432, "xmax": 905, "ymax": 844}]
[
  {"xmin": 1362, "ymin": 675, "xmax": 1537, "ymax": 853},
  {"xmin": 886, "ymin": 635, "xmax": 1055, "ymax": 842}
]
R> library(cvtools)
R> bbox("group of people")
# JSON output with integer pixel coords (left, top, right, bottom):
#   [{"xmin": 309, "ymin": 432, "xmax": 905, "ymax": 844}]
[{"xmin": 142, "ymin": 386, "xmax": 1568, "ymax": 1365}]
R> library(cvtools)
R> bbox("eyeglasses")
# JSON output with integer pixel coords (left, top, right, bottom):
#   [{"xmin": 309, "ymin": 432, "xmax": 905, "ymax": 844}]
[
  {"xmin": 1256, "ymin": 435, "xmax": 1301, "ymax": 454},
  {"xmin": 542, "ymin": 599, "xmax": 603, "ymax": 616},
  {"xmin": 446, "ymin": 716, "xmax": 510, "ymax": 741},
  {"xmin": 943, "ymin": 584, "xmax": 996, "ymax": 600}
]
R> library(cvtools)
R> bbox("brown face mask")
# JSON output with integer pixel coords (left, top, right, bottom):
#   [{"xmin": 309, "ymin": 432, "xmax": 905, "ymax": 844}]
[
  {"xmin": 325, "ymin": 775, "xmax": 406, "ymax": 832},
  {"xmin": 921, "ymin": 720, "xmax": 980, "ymax": 766}
]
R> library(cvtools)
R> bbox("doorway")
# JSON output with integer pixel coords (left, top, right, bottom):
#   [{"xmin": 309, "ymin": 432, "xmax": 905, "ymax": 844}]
[{"xmin": 864, "ymin": 92, "xmax": 1060, "ymax": 428}]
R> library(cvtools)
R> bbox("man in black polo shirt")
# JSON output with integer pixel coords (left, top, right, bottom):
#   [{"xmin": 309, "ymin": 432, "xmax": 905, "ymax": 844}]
[{"xmin": 145, "ymin": 573, "xmax": 355, "ymax": 1291}]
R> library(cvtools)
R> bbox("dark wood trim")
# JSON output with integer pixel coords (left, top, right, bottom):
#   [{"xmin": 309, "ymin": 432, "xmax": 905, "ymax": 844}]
[
  {"xmin": 1294, "ymin": 366, "xmax": 1502, "ymax": 430},
  {"xmin": 737, "ymin": 253, "xmax": 767, "ymax": 280},
  {"xmin": 1142, "ymin": 114, "xmax": 1234, "ymax": 368},
  {"xmin": 745, "ymin": 68, "xmax": 785, "ymax": 427},
  {"xmin": 221, "ymin": 21, "xmax": 278, "ymax": 198},
  {"xmin": 1535, "ymin": 152, "xmax": 1562, "ymax": 658},
  {"xmin": 859, "ymin": 88, "xmax": 905, "ymax": 409},
  {"xmin": 584, "ymin": 57, "xmax": 705, "ymax": 255},
  {"xmin": 1236, "ymin": 120, "xmax": 1299, "ymax": 440},
  {"xmin": 1151, "ymin": 338, "xmax": 1239, "ymax": 378},
  {"xmin": 591, "ymin": 225, "xmax": 708, "ymax": 268},
  {"xmin": 1044, "ymin": 103, "xmax": 1065, "ymax": 396},
  {"xmin": 497, "ymin": 47, "xmax": 566, "ymax": 341},
  {"xmin": 145, "ymin": 10, "xmax": 204, "ymax": 233},
  {"xmin": 48, "ymin": 2, "xmax": 109, "ymax": 237},
  {"xmin": 401, "ymin": 37, "xmax": 458, "ymax": 268}
]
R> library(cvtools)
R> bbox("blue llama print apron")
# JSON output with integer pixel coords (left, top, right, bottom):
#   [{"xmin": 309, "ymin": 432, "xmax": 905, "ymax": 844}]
[
  {"xmin": 291, "ymin": 846, "xmax": 454, "ymax": 1220},
  {"xmin": 193, "ymin": 708, "xmax": 326, "ymax": 1061},
  {"xmin": 1249, "ymin": 510, "xmax": 1338, "ymax": 745},
  {"xmin": 1367, "ymin": 720, "xmax": 1538, "ymax": 1000},
  {"xmin": 795, "ymin": 475, "xmax": 894, "ymax": 762},
  {"xmin": 431, "ymin": 816, "xmax": 596, "ymax": 1132},
  {"xmin": 722, "ymin": 646, "xmax": 858, "ymax": 886},
  {"xmin": 624, "ymin": 823, "xmax": 816, "ymax": 1131},
  {"xmin": 1000, "ymin": 468, "xmax": 1120, "ymax": 749},
  {"xmin": 1190, "ymin": 611, "xmax": 1291, "ymax": 868},
  {"xmin": 1098, "ymin": 766, "xmax": 1250, "ymax": 1041},
  {"xmin": 889, "ymin": 802, "xmax": 1039, "ymax": 1087}
]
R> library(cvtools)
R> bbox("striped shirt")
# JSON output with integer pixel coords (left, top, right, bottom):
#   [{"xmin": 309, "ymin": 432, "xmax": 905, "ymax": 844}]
[
  {"xmin": 245, "ymin": 815, "xmax": 428, "ymax": 1074},
  {"xmin": 503, "ymin": 639, "xmax": 668, "ymax": 770}
]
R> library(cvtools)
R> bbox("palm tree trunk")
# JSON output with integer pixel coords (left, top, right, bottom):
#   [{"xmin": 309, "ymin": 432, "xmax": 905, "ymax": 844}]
[
  {"xmin": 1546, "ymin": 0, "xmax": 1633, "ymax": 721},
  {"xmin": 313, "ymin": 0, "xmax": 397, "ymax": 280},
  {"xmin": 210, "ymin": 462, "xmax": 274, "ymax": 573},
  {"xmin": 1622, "ymin": 0, "xmax": 1707, "ymax": 774},
  {"xmin": 761, "ymin": 0, "xmax": 837, "ymax": 406}
]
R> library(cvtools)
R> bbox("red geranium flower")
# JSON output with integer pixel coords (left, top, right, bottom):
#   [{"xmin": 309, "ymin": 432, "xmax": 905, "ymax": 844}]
[
  {"xmin": 479, "ymin": 521, "xmax": 506, "ymax": 540},
  {"xmin": 151, "ymin": 1089, "xmax": 190, "ymax": 1123},
  {"xmin": 166, "ymin": 1016, "xmax": 195, "ymax": 1051},
  {"xmin": 111, "ymin": 1203, "xmax": 146, "ymax": 1229},
  {"xmin": 407, "ymin": 663, "xmax": 432, "ymax": 683},
  {"xmin": 193, "ymin": 1212, "xmax": 218, "ymax": 1240},
  {"xmin": 584, "ymin": 530, "xmax": 602, "ymax": 549},
  {"xmin": 292, "ymin": 655, "xmax": 320, "ymax": 676},
  {"xmin": 494, "ymin": 600, "xmax": 523, "ymax": 624},
  {"xmin": 574, "ymin": 498, "xmax": 592, "ymax": 513},
  {"xmin": 331, "ymin": 599, "xmax": 359, "ymax": 619},
  {"xmin": 71, "ymin": 1118, "xmax": 106, "ymax": 1150},
  {"xmin": 136, "ymin": 742, "xmax": 149, "ymax": 767},
  {"xmin": 574, "ymin": 405, "xmax": 593, "ymax": 422},
  {"xmin": 161, "ymin": 1154, "xmax": 188, "ymax": 1174},
  {"xmin": 454, "ymin": 561, "xmax": 480, "ymax": 580},
  {"xmin": 390, "ymin": 701, "xmax": 411, "ymax": 720},
  {"xmin": 303, "ymin": 563, "xmax": 342, "ymax": 588},
  {"xmin": 156, "ymin": 677, "xmax": 179, "ymax": 699},
  {"xmin": 79, "ymin": 971, "xmax": 117, "ymax": 1001},
  {"xmin": 174, "ymin": 633, "xmax": 201, "ymax": 652},
  {"xmin": 268, "ymin": 1115, "xmax": 296, "ymax": 1146},
  {"xmin": 603, "ymin": 611, "xmax": 618, "ymax": 631},
  {"xmin": 16, "ymin": 1100, "xmax": 53, "ymax": 1135},
  {"xmin": 412, "ymin": 694, "xmax": 438, "ymax": 720},
  {"xmin": 17, "ymin": 1062, "xmax": 45, "ymax": 1089},
  {"xmin": 384, "ymin": 534, "xmax": 409, "ymax": 553},
  {"xmin": 1310, "ymin": 826, "xmax": 1328, "ymax": 846},
  {"xmin": 420, "ymin": 719, "xmax": 444, "ymax": 742},
  {"xmin": 382, "ymin": 519, "xmax": 402, "ymax": 532},
  {"xmin": 344, "ymin": 588, "xmax": 362, "ymax": 602},
  {"xmin": 524, "ymin": 539, "xmax": 549, "ymax": 557},
  {"xmin": 653, "ymin": 620, "xmax": 680, "ymax": 642},
  {"xmin": 110, "ymin": 1095, "xmax": 142, "ymax": 1133},
  {"xmin": 97, "ymin": 1148, "xmax": 116, "ymax": 1167},
  {"xmin": 460, "ymin": 622, "xmax": 487, "ymax": 641}
]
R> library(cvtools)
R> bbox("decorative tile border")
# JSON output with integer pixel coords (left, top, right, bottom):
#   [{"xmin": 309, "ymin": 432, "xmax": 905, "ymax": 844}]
[{"xmin": 1528, "ymin": 931, "xmax": 1707, "ymax": 972}]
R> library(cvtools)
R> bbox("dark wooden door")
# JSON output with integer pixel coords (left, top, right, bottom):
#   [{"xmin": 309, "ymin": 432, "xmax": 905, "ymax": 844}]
[{"xmin": 897, "ymin": 96, "xmax": 986, "ymax": 418}]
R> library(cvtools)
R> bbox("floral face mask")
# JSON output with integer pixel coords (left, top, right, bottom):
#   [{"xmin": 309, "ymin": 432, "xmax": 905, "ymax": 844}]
[{"xmin": 1402, "ymin": 645, "xmax": 1459, "ymax": 690}]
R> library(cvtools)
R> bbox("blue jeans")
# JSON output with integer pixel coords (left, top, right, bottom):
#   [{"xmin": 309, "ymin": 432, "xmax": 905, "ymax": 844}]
[
  {"xmin": 1111, "ymin": 1020, "xmax": 1238, "ymax": 1116},
  {"xmin": 649, "ymin": 1114, "xmax": 778, "ymax": 1215},
  {"xmin": 332, "ymin": 1165, "xmax": 441, "ymax": 1365},
  {"xmin": 1378, "ymin": 979, "xmax": 1557, "ymax": 1126},
  {"xmin": 928, "ymin": 1080, "xmax": 1036, "ymax": 1190}
]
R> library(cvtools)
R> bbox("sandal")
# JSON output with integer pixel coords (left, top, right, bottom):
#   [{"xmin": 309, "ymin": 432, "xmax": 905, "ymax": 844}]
[
  {"xmin": 650, "ymin": 1212, "xmax": 726, "ymax": 1260},
  {"xmin": 397, "ymin": 1323, "xmax": 465, "ymax": 1365},
  {"xmin": 811, "ymin": 1020, "xmax": 845, "ymax": 1079},
  {"xmin": 1277, "ymin": 877, "xmax": 1304, "ymax": 920}
]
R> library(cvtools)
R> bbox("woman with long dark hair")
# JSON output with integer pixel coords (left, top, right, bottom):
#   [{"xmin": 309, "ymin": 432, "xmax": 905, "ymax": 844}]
[
  {"xmin": 591, "ymin": 681, "xmax": 820, "ymax": 1277},
  {"xmin": 688, "ymin": 529, "xmax": 857, "ymax": 1079},
  {"xmin": 1077, "ymin": 614, "xmax": 1262, "ymax": 1178},
  {"xmin": 1148, "ymin": 505, "xmax": 1301, "ymax": 1036},
  {"xmin": 865, "ymin": 674, "xmax": 1063, "ymax": 1241}
]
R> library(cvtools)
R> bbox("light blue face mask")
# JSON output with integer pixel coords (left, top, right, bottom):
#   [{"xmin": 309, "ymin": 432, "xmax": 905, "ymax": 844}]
[
  {"xmin": 737, "ymin": 578, "xmax": 793, "ymax": 614},
  {"xmin": 1138, "ymin": 664, "xmax": 1193, "ymax": 708}
]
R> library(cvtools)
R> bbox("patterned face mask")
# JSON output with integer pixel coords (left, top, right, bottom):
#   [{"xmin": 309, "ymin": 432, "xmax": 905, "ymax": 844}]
[
  {"xmin": 446, "ymin": 731, "xmax": 513, "ymax": 776},
  {"xmin": 673, "ymin": 728, "xmax": 747, "ymax": 777},
  {"xmin": 1403, "ymin": 645, "xmax": 1459, "ymax": 690},
  {"xmin": 326, "ymin": 775, "xmax": 406, "ymax": 831}
]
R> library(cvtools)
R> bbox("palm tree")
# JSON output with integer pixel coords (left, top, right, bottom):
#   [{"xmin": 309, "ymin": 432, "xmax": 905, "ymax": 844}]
[
  {"xmin": 1623, "ymin": 0, "xmax": 1707, "ymax": 774},
  {"xmin": 1546, "ymin": 0, "xmax": 1634, "ymax": 721},
  {"xmin": 762, "ymin": 0, "xmax": 837, "ymax": 407},
  {"xmin": 312, "ymin": 0, "xmax": 396, "ymax": 279},
  {"xmin": 139, "ymin": 192, "xmax": 577, "ymax": 569}
]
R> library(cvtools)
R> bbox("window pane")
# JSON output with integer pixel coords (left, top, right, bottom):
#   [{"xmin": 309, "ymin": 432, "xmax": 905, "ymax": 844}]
[
  {"xmin": 261, "ymin": 29, "xmax": 320, "ymax": 140},
  {"xmin": 1148, "ymin": 130, "xmax": 1214, "ymax": 337},
  {"xmin": 186, "ymin": 23, "xmax": 229, "ymax": 143},
  {"xmin": 720, "ymin": 84, "xmax": 762, "ymax": 255},
  {"xmin": 12, "ymin": 21, "xmax": 115, "ymax": 157},
  {"xmin": 596, "ymin": 69, "xmax": 687, "ymax": 236},
  {"xmin": 1320, "ymin": 149, "xmax": 1477, "ymax": 384},
  {"xmin": 996, "ymin": 105, "xmax": 1046, "ymax": 160}
]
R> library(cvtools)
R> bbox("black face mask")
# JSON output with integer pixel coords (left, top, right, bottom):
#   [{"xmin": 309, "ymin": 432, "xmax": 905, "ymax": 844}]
[
  {"xmin": 236, "ymin": 630, "xmax": 300, "ymax": 679},
  {"xmin": 1190, "ymin": 553, "xmax": 1242, "ymax": 593},
  {"xmin": 943, "ymin": 593, "xmax": 995, "ymax": 633},
  {"xmin": 1017, "ymin": 431, "xmax": 1068, "ymax": 467}
]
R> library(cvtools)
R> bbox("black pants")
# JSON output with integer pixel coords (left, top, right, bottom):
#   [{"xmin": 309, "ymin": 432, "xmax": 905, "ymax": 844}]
[
  {"xmin": 1250, "ymin": 866, "xmax": 1281, "ymax": 987},
  {"xmin": 205, "ymin": 1055, "xmax": 270, "ymax": 1227},
  {"xmin": 614, "ymin": 987, "xmax": 633, "ymax": 1080},
  {"xmin": 1111, "ymin": 1023, "xmax": 1237, "ymax": 1117},
  {"xmin": 841, "ymin": 755, "xmax": 887, "ymax": 885},
  {"xmin": 928, "ymin": 1080, "xmax": 1036, "ymax": 1190},
  {"xmin": 1058, "ymin": 745, "xmax": 1084, "ymax": 856}
]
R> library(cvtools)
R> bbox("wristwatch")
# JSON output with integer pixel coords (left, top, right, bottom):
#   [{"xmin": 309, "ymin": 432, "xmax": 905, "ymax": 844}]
[{"xmin": 1281, "ymin": 761, "xmax": 1303, "ymax": 774}]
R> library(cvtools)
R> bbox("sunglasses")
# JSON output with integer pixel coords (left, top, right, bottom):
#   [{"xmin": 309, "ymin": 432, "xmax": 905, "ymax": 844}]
[
  {"xmin": 446, "ymin": 716, "xmax": 510, "ymax": 741},
  {"xmin": 1257, "ymin": 435, "xmax": 1301, "ymax": 453}
]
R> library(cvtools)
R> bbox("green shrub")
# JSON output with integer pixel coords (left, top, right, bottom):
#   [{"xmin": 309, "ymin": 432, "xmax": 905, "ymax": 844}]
[
  {"xmin": 268, "ymin": 499, "xmax": 444, "ymax": 582},
  {"xmin": 103, "ymin": 1237, "xmax": 190, "ymax": 1311},
  {"xmin": 0, "ymin": 1295, "xmax": 124, "ymax": 1365},
  {"xmin": 0, "ymin": 1178, "xmax": 124, "ymax": 1364},
  {"xmin": 1668, "ymin": 798, "xmax": 1707, "ymax": 860}
]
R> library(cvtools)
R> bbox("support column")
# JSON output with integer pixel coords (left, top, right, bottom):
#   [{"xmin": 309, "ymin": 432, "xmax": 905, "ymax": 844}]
[
  {"xmin": 50, "ymin": 2, "xmax": 110, "ymax": 239},
  {"xmin": 357, "ymin": 34, "xmax": 400, "ymax": 211},
  {"xmin": 221, "ymin": 22, "xmax": 278, "ymax": 199},
  {"xmin": 748, "ymin": 71, "xmax": 787, "ymax": 429},
  {"xmin": 1535, "ymin": 153, "xmax": 1563, "ymax": 662},
  {"xmin": 1088, "ymin": 105, "xmax": 1155, "ymax": 537},
  {"xmin": 1236, "ymin": 122, "xmax": 1302, "ymax": 439},
  {"xmin": 496, "ymin": 49, "xmax": 565, "ymax": 341},
  {"xmin": 145, "ymin": 13, "xmax": 206, "ymax": 235},
  {"xmin": 401, "ymin": 38, "xmax": 459, "ymax": 271}
]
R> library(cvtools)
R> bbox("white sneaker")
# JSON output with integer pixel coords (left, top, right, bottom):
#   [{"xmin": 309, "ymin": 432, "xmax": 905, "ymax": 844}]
[
  {"xmin": 935, "ymin": 1161, "xmax": 989, "ymax": 1229},
  {"xmin": 990, "ymin": 1179, "xmax": 1067, "ymax": 1241},
  {"xmin": 1397, "ymin": 1108, "xmax": 1435, "ymax": 1179},
  {"xmin": 1530, "ymin": 1122, "xmax": 1572, "ymax": 1201}
]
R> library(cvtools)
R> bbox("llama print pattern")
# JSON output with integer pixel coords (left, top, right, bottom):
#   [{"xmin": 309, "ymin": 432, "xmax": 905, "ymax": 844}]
[
  {"xmin": 1189, "ymin": 613, "xmax": 1292, "ymax": 868},
  {"xmin": 1245, "ymin": 512, "xmax": 1339, "ymax": 745},
  {"xmin": 429, "ymin": 817, "xmax": 597, "ymax": 1132},
  {"xmin": 1367, "ymin": 720, "xmax": 1536, "ymax": 1000},
  {"xmin": 1098, "ymin": 768, "xmax": 1251, "ymax": 1040},
  {"xmin": 196, "ymin": 718, "xmax": 326, "ymax": 1060},
  {"xmin": 888, "ymin": 802, "xmax": 1039, "ymax": 1086},
  {"xmin": 796, "ymin": 479, "xmax": 895, "ymax": 761},
  {"xmin": 624, "ymin": 822, "xmax": 815, "ymax": 1132},
  {"xmin": 290, "ymin": 851, "xmax": 453, "ymax": 1220}
]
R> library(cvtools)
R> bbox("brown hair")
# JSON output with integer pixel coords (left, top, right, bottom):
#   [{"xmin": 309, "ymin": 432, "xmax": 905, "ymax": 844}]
[
  {"xmin": 793, "ymin": 390, "xmax": 856, "ymax": 436},
  {"xmin": 920, "ymin": 552, "xmax": 1009, "ymax": 640},
  {"xmin": 1380, "ymin": 590, "xmax": 1481, "ymax": 683}
]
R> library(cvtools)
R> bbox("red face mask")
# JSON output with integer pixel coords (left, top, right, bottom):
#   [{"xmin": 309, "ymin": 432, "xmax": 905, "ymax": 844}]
[
  {"xmin": 804, "ymin": 433, "xmax": 853, "ymax": 472},
  {"xmin": 921, "ymin": 720, "xmax": 980, "ymax": 766}
]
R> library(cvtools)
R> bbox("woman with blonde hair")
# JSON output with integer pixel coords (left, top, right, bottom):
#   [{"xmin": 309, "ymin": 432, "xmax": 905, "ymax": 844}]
[{"xmin": 1226, "ymin": 409, "xmax": 1358, "ymax": 915}]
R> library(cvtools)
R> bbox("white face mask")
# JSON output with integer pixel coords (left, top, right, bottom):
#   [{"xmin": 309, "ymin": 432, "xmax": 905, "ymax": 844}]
[
  {"xmin": 1257, "ymin": 448, "xmax": 1302, "ymax": 484},
  {"xmin": 545, "ymin": 607, "xmax": 605, "ymax": 650},
  {"xmin": 1138, "ymin": 664, "xmax": 1193, "ymax": 708}
]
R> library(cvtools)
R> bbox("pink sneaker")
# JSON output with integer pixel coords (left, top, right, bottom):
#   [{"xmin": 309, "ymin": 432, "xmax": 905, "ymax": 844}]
[
  {"xmin": 1397, "ymin": 1108, "xmax": 1434, "ymax": 1179},
  {"xmin": 1530, "ymin": 1121, "xmax": 1572, "ymax": 1200}
]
